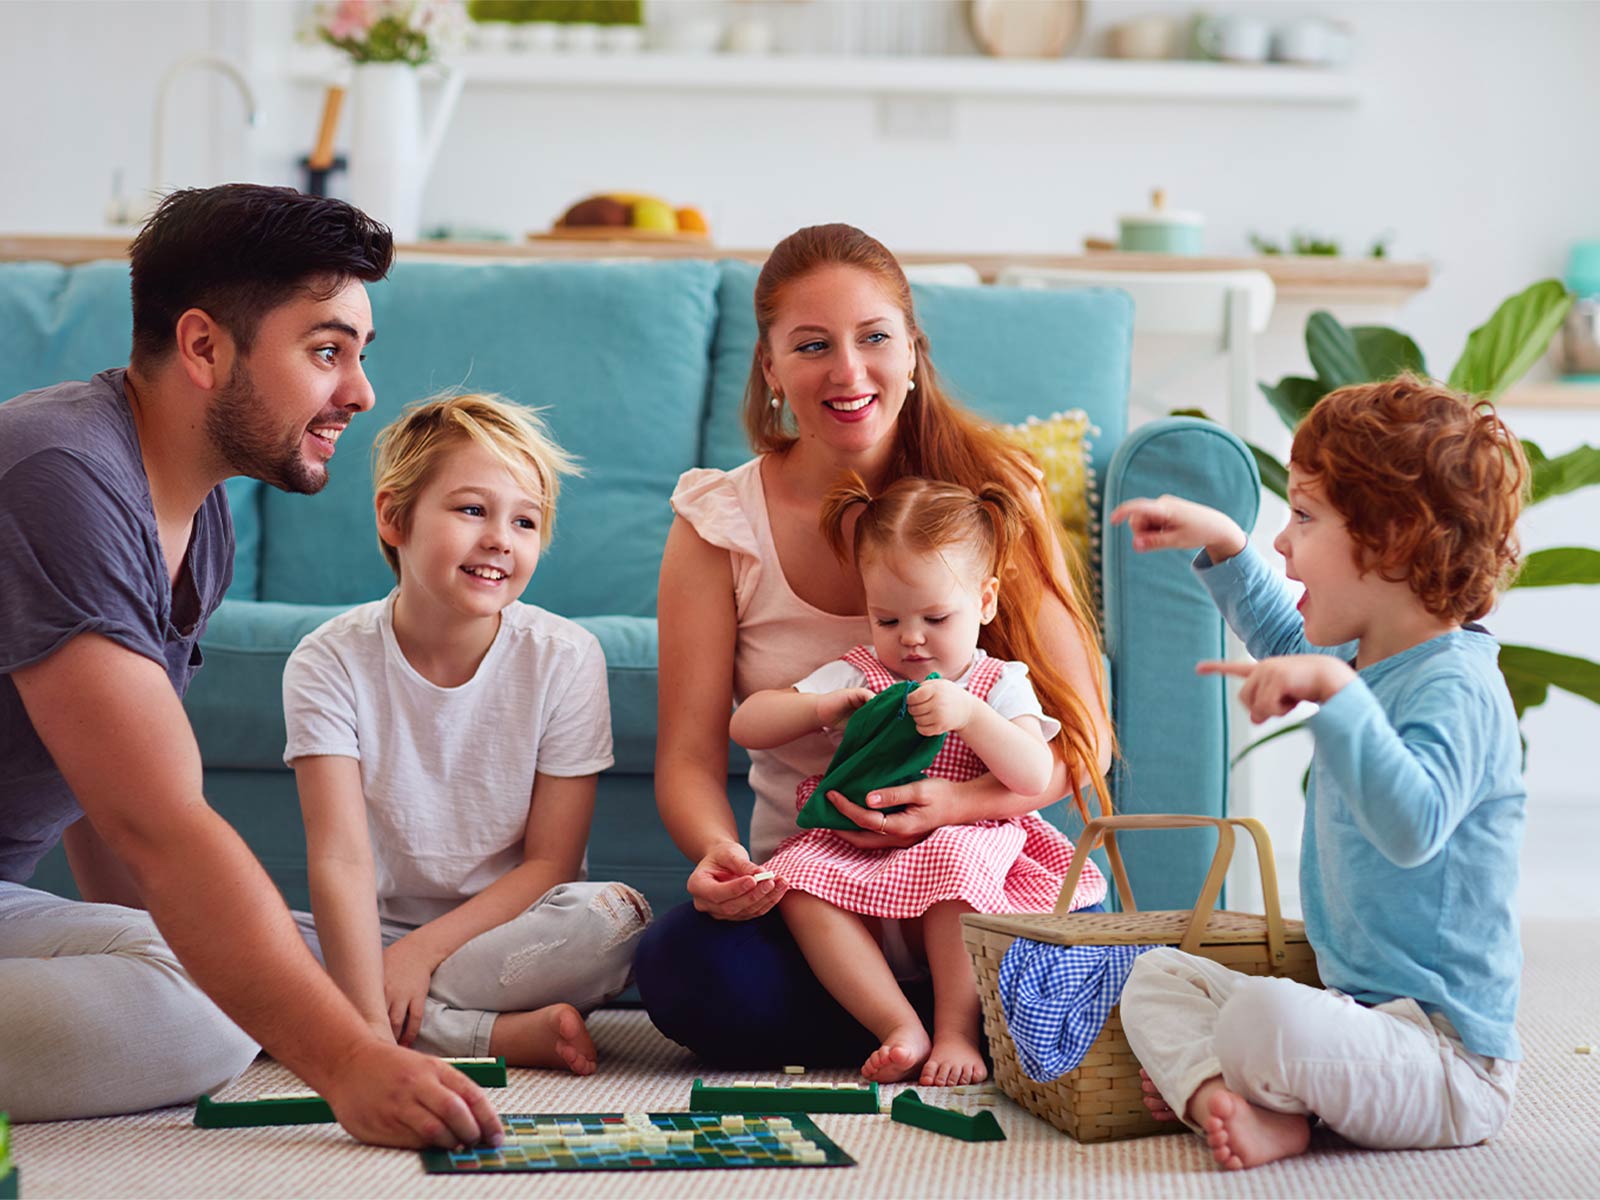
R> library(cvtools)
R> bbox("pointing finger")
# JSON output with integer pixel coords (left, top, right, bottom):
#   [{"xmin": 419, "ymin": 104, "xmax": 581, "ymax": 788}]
[{"xmin": 1197, "ymin": 660, "xmax": 1254, "ymax": 678}]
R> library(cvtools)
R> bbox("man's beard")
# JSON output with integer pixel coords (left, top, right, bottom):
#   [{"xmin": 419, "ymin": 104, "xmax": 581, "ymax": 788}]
[{"xmin": 205, "ymin": 361, "xmax": 330, "ymax": 495}]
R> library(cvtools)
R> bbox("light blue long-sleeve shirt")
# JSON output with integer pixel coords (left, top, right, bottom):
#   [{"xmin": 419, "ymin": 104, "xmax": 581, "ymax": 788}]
[{"xmin": 1198, "ymin": 545, "xmax": 1524, "ymax": 1061}]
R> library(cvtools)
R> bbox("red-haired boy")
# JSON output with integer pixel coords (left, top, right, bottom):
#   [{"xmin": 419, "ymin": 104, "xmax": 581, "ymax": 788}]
[{"xmin": 1110, "ymin": 374, "xmax": 1528, "ymax": 1169}]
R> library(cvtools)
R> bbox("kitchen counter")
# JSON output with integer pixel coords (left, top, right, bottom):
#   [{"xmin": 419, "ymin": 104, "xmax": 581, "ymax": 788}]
[{"xmin": 0, "ymin": 234, "xmax": 1430, "ymax": 304}]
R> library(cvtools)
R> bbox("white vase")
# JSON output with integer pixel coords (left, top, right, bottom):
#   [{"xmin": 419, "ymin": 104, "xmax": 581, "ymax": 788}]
[{"xmin": 345, "ymin": 61, "xmax": 464, "ymax": 243}]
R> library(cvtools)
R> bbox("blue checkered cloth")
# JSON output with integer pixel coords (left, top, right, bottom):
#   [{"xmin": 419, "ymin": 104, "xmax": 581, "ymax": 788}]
[{"xmin": 996, "ymin": 938, "xmax": 1158, "ymax": 1081}]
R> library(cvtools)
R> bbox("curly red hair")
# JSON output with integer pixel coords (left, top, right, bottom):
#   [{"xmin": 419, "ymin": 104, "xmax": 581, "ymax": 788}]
[{"xmin": 1291, "ymin": 373, "xmax": 1527, "ymax": 624}]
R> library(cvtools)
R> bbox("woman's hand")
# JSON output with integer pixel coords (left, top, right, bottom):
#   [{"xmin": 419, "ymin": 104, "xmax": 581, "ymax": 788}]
[
  {"xmin": 1109, "ymin": 494, "xmax": 1248, "ymax": 565},
  {"xmin": 382, "ymin": 936, "xmax": 439, "ymax": 1048},
  {"xmin": 686, "ymin": 841, "xmax": 787, "ymax": 921},
  {"xmin": 823, "ymin": 776, "xmax": 966, "ymax": 849}
]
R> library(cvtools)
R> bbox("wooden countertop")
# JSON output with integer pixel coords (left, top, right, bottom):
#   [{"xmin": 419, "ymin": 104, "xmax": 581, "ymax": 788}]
[{"xmin": 0, "ymin": 234, "xmax": 1431, "ymax": 302}]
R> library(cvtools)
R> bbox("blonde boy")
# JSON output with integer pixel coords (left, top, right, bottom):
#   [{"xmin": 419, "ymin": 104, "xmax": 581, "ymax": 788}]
[{"xmin": 284, "ymin": 393, "xmax": 650, "ymax": 1073}]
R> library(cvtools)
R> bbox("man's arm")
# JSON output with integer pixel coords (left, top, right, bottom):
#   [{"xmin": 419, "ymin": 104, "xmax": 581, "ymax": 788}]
[
  {"xmin": 61, "ymin": 816, "xmax": 145, "ymax": 908},
  {"xmin": 13, "ymin": 633, "xmax": 502, "ymax": 1149}
]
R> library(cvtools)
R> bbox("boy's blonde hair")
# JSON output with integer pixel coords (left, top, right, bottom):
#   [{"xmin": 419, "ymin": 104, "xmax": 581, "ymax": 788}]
[{"xmin": 371, "ymin": 392, "xmax": 580, "ymax": 581}]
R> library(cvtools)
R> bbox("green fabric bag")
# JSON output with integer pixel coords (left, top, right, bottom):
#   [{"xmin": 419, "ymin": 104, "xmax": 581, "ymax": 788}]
[{"xmin": 796, "ymin": 676, "xmax": 946, "ymax": 832}]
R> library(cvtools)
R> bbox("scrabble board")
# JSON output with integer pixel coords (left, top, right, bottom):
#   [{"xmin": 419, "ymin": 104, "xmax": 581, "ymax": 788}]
[{"xmin": 422, "ymin": 1112, "xmax": 855, "ymax": 1174}]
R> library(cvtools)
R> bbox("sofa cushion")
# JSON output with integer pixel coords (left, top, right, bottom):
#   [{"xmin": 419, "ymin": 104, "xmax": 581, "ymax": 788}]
[
  {"xmin": 0, "ymin": 261, "xmax": 264, "ymax": 598},
  {"xmin": 704, "ymin": 260, "xmax": 1133, "ymax": 484},
  {"xmin": 256, "ymin": 259, "xmax": 720, "ymax": 618},
  {"xmin": 187, "ymin": 600, "xmax": 671, "ymax": 775}
]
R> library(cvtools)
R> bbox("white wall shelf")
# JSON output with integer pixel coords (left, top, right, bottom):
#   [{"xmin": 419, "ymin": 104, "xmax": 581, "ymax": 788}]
[{"xmin": 290, "ymin": 49, "xmax": 1360, "ymax": 106}]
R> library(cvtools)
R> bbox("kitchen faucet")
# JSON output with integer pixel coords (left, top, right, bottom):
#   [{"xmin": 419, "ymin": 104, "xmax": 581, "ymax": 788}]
[{"xmin": 108, "ymin": 53, "xmax": 261, "ymax": 225}]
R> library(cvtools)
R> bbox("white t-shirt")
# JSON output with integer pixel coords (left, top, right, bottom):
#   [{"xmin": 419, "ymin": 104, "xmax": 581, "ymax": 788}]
[
  {"xmin": 793, "ymin": 648, "xmax": 1063, "ymax": 745},
  {"xmin": 283, "ymin": 594, "xmax": 614, "ymax": 926}
]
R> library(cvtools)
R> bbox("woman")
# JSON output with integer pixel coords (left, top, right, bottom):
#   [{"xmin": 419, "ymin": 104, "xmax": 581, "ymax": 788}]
[{"xmin": 635, "ymin": 224, "xmax": 1112, "ymax": 1068}]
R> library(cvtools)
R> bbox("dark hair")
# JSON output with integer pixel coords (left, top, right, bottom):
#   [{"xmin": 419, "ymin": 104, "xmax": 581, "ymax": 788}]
[
  {"xmin": 129, "ymin": 184, "xmax": 394, "ymax": 368},
  {"xmin": 1292, "ymin": 373, "xmax": 1528, "ymax": 623},
  {"xmin": 747, "ymin": 223, "xmax": 1112, "ymax": 813}
]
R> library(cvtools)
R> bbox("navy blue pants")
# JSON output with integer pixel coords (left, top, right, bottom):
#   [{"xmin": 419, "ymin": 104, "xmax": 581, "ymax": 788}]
[{"xmin": 635, "ymin": 898, "xmax": 1103, "ymax": 1067}]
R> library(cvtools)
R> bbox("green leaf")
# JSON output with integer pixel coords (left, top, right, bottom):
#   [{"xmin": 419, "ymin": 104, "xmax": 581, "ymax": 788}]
[
  {"xmin": 1259, "ymin": 376, "xmax": 1324, "ymax": 433},
  {"xmin": 1528, "ymin": 443, "xmax": 1600, "ymax": 505},
  {"xmin": 1350, "ymin": 326, "xmax": 1427, "ymax": 379},
  {"xmin": 1306, "ymin": 311, "xmax": 1367, "ymax": 390},
  {"xmin": 1447, "ymin": 279, "xmax": 1573, "ymax": 400},
  {"xmin": 1498, "ymin": 643, "xmax": 1600, "ymax": 719},
  {"xmin": 1512, "ymin": 547, "xmax": 1600, "ymax": 588},
  {"xmin": 1169, "ymin": 407, "xmax": 1211, "ymax": 420},
  {"xmin": 1247, "ymin": 442, "xmax": 1289, "ymax": 500},
  {"xmin": 1229, "ymin": 719, "xmax": 1309, "ymax": 769}
]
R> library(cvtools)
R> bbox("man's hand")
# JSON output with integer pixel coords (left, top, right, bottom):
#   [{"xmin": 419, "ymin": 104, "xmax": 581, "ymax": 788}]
[
  {"xmin": 382, "ymin": 935, "xmax": 438, "ymax": 1048},
  {"xmin": 323, "ymin": 1039, "xmax": 504, "ymax": 1149},
  {"xmin": 817, "ymin": 687, "xmax": 874, "ymax": 730},
  {"xmin": 1198, "ymin": 655, "xmax": 1357, "ymax": 724},
  {"xmin": 1109, "ymin": 494, "xmax": 1248, "ymax": 564},
  {"xmin": 904, "ymin": 678, "xmax": 975, "ymax": 737},
  {"xmin": 686, "ymin": 840, "xmax": 786, "ymax": 921}
]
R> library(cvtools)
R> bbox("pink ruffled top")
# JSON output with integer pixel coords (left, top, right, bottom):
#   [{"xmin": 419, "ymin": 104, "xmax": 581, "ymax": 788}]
[{"xmin": 670, "ymin": 457, "xmax": 863, "ymax": 859}]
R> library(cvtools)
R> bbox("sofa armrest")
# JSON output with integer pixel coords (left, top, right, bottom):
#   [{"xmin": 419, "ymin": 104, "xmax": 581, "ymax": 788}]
[{"xmin": 1100, "ymin": 417, "xmax": 1261, "ymax": 910}]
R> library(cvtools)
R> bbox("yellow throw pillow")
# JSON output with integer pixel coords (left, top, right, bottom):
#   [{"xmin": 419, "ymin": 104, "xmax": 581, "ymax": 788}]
[{"xmin": 998, "ymin": 410, "xmax": 1100, "ymax": 605}]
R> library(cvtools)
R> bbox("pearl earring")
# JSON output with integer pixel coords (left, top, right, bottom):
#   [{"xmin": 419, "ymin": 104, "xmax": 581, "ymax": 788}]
[
  {"xmin": 907, "ymin": 374, "xmax": 916, "ymax": 391},
  {"xmin": 770, "ymin": 392, "xmax": 782, "ymax": 410}
]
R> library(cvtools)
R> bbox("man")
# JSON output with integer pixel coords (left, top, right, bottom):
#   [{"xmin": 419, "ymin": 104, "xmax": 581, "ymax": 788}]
[{"xmin": 0, "ymin": 184, "xmax": 501, "ymax": 1148}]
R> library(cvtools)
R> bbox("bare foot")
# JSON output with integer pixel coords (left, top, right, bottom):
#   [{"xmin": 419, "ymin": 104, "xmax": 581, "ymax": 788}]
[
  {"xmin": 1140, "ymin": 1068, "xmax": 1178, "ymax": 1121},
  {"xmin": 919, "ymin": 1034, "xmax": 988, "ymax": 1087},
  {"xmin": 861, "ymin": 1022, "xmax": 932, "ymax": 1083},
  {"xmin": 489, "ymin": 1003, "xmax": 597, "ymax": 1075},
  {"xmin": 1189, "ymin": 1079, "xmax": 1310, "ymax": 1170}
]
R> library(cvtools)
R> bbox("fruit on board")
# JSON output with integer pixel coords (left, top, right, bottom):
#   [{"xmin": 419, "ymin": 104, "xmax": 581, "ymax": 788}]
[{"xmin": 555, "ymin": 192, "xmax": 710, "ymax": 238}]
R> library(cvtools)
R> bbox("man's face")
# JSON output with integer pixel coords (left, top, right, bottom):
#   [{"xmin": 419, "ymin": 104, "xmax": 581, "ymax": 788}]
[{"xmin": 205, "ymin": 278, "xmax": 376, "ymax": 494}]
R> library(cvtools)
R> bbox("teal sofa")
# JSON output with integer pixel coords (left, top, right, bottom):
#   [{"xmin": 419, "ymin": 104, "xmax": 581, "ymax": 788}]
[{"xmin": 1, "ymin": 256, "xmax": 1259, "ymax": 918}]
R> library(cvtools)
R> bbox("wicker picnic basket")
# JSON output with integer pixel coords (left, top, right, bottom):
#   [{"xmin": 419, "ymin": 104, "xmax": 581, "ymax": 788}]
[{"xmin": 962, "ymin": 814, "xmax": 1320, "ymax": 1143}]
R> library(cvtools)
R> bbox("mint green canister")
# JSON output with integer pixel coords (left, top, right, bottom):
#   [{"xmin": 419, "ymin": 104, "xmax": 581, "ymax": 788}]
[{"xmin": 1119, "ymin": 188, "xmax": 1204, "ymax": 255}]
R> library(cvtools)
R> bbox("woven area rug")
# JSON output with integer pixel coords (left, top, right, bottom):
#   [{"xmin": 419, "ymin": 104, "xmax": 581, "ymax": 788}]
[{"xmin": 12, "ymin": 917, "xmax": 1599, "ymax": 1199}]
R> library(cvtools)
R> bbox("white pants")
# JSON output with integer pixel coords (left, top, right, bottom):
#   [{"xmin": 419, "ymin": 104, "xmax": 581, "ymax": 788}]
[
  {"xmin": 1120, "ymin": 947, "xmax": 1517, "ymax": 1150},
  {"xmin": 0, "ymin": 883, "xmax": 259, "ymax": 1121},
  {"xmin": 294, "ymin": 880, "xmax": 650, "ymax": 1058}
]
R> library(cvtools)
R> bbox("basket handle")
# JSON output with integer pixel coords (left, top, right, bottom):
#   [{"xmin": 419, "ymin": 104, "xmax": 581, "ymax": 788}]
[{"xmin": 1052, "ymin": 814, "xmax": 1289, "ymax": 967}]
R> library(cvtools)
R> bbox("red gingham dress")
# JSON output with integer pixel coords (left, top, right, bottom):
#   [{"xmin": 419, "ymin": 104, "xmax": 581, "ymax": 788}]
[{"xmin": 761, "ymin": 646, "xmax": 1107, "ymax": 920}]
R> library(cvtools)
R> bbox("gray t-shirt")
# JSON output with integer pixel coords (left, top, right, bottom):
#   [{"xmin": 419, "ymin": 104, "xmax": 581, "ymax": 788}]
[{"xmin": 0, "ymin": 369, "xmax": 234, "ymax": 882}]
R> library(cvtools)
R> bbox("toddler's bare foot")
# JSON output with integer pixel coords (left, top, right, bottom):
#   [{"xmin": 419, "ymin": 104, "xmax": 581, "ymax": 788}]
[
  {"xmin": 861, "ymin": 1023, "xmax": 932, "ymax": 1083},
  {"xmin": 1140, "ymin": 1068, "xmax": 1178, "ymax": 1121},
  {"xmin": 919, "ymin": 1034, "xmax": 988, "ymax": 1087},
  {"xmin": 1190, "ymin": 1080, "xmax": 1310, "ymax": 1170},
  {"xmin": 490, "ymin": 1003, "xmax": 597, "ymax": 1075}
]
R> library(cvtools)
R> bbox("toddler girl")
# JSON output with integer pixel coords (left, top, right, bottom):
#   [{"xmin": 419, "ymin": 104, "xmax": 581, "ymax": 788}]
[{"xmin": 732, "ymin": 475, "xmax": 1106, "ymax": 1087}]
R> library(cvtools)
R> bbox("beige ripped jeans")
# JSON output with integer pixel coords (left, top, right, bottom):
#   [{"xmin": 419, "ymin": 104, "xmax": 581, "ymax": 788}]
[
  {"xmin": 1120, "ymin": 947, "xmax": 1518, "ymax": 1150},
  {"xmin": 295, "ymin": 880, "xmax": 651, "ymax": 1058}
]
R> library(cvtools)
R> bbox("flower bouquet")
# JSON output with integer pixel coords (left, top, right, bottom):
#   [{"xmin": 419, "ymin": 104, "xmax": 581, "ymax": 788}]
[{"xmin": 313, "ymin": 0, "xmax": 463, "ymax": 66}]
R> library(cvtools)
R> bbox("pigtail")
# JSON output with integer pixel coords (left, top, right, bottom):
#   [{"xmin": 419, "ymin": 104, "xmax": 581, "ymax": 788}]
[
  {"xmin": 819, "ymin": 471, "xmax": 875, "ymax": 566},
  {"xmin": 975, "ymin": 482, "xmax": 1028, "ymax": 582}
]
